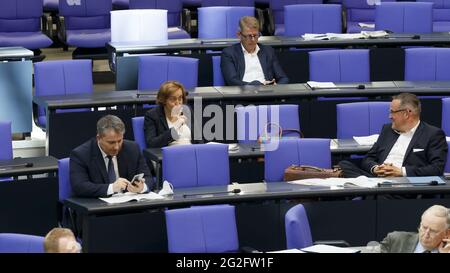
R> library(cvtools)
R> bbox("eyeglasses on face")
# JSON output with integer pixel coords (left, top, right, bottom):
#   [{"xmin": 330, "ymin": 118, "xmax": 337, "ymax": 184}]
[
  {"xmin": 240, "ymin": 33, "xmax": 260, "ymax": 40},
  {"xmin": 418, "ymin": 224, "xmax": 443, "ymax": 236},
  {"xmin": 389, "ymin": 108, "xmax": 407, "ymax": 114}
]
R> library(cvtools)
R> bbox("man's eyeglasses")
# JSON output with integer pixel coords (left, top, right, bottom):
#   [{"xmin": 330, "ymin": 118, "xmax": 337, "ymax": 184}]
[
  {"xmin": 389, "ymin": 108, "xmax": 407, "ymax": 114},
  {"xmin": 240, "ymin": 33, "xmax": 260, "ymax": 40}
]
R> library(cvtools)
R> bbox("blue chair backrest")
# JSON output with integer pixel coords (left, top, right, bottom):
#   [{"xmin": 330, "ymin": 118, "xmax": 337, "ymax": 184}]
[
  {"xmin": 405, "ymin": 48, "xmax": 450, "ymax": 81},
  {"xmin": 202, "ymin": 0, "xmax": 255, "ymax": 7},
  {"xmin": 58, "ymin": 158, "xmax": 72, "ymax": 202},
  {"xmin": 162, "ymin": 144, "xmax": 230, "ymax": 188},
  {"xmin": 198, "ymin": 6, "xmax": 255, "ymax": 39},
  {"xmin": 59, "ymin": 0, "xmax": 111, "ymax": 30},
  {"xmin": 0, "ymin": 0, "xmax": 43, "ymax": 32},
  {"xmin": 264, "ymin": 138, "xmax": 331, "ymax": 182},
  {"xmin": 129, "ymin": 0, "xmax": 183, "ymax": 27},
  {"xmin": 442, "ymin": 98, "xmax": 450, "ymax": 137},
  {"xmin": 34, "ymin": 60, "xmax": 93, "ymax": 127},
  {"xmin": 165, "ymin": 204, "xmax": 239, "ymax": 253},
  {"xmin": 269, "ymin": 0, "xmax": 323, "ymax": 25},
  {"xmin": 132, "ymin": 116, "xmax": 147, "ymax": 151},
  {"xmin": 0, "ymin": 233, "xmax": 45, "ymax": 253},
  {"xmin": 343, "ymin": 0, "xmax": 395, "ymax": 33},
  {"xmin": 375, "ymin": 2, "xmax": 433, "ymax": 33},
  {"xmin": 284, "ymin": 4, "xmax": 342, "ymax": 37},
  {"xmin": 236, "ymin": 104, "xmax": 300, "ymax": 143},
  {"xmin": 336, "ymin": 101, "xmax": 390, "ymax": 139},
  {"xmin": 138, "ymin": 56, "xmax": 198, "ymax": 90},
  {"xmin": 212, "ymin": 56, "xmax": 225, "ymax": 86},
  {"xmin": 421, "ymin": 0, "xmax": 450, "ymax": 32},
  {"xmin": 285, "ymin": 204, "xmax": 313, "ymax": 249},
  {"xmin": 0, "ymin": 121, "xmax": 13, "ymax": 161},
  {"xmin": 309, "ymin": 49, "xmax": 370, "ymax": 82}
]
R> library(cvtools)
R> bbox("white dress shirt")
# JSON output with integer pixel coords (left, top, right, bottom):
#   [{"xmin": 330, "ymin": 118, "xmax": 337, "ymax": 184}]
[
  {"xmin": 383, "ymin": 121, "xmax": 420, "ymax": 176},
  {"xmin": 98, "ymin": 143, "xmax": 147, "ymax": 195},
  {"xmin": 167, "ymin": 118, "xmax": 192, "ymax": 146},
  {"xmin": 241, "ymin": 44, "xmax": 266, "ymax": 84}
]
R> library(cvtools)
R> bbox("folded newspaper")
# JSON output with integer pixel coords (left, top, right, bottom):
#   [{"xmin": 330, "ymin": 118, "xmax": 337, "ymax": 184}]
[
  {"xmin": 302, "ymin": 31, "xmax": 388, "ymax": 41},
  {"xmin": 99, "ymin": 192, "xmax": 165, "ymax": 204}
]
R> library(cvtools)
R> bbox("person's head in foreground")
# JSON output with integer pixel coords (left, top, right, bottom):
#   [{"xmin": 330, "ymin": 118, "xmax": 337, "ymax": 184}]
[{"xmin": 44, "ymin": 228, "xmax": 81, "ymax": 253}]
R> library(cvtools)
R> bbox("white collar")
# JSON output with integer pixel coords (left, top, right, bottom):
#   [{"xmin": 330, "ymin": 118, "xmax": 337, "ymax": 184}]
[{"xmin": 241, "ymin": 43, "xmax": 260, "ymax": 55}]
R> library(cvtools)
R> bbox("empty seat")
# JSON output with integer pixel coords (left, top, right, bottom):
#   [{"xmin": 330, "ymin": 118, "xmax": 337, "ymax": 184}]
[
  {"xmin": 405, "ymin": 48, "xmax": 450, "ymax": 81},
  {"xmin": 344, "ymin": 0, "xmax": 395, "ymax": 33},
  {"xmin": 202, "ymin": 0, "xmax": 255, "ymax": 7},
  {"xmin": 0, "ymin": 0, "xmax": 52, "ymax": 50},
  {"xmin": 422, "ymin": 0, "xmax": 450, "ymax": 32},
  {"xmin": 375, "ymin": 2, "xmax": 433, "ymax": 33},
  {"xmin": 284, "ymin": 4, "xmax": 342, "ymax": 37},
  {"xmin": 0, "ymin": 233, "xmax": 45, "ymax": 253}
]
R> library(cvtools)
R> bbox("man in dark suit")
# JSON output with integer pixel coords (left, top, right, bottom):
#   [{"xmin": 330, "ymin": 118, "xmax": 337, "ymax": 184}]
[
  {"xmin": 380, "ymin": 205, "xmax": 450, "ymax": 253},
  {"xmin": 70, "ymin": 115, "xmax": 153, "ymax": 198},
  {"xmin": 220, "ymin": 16, "xmax": 289, "ymax": 86},
  {"xmin": 339, "ymin": 93, "xmax": 448, "ymax": 177}
]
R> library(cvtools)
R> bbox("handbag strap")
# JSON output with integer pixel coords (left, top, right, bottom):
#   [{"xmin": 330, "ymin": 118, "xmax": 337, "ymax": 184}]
[{"xmin": 291, "ymin": 165, "xmax": 324, "ymax": 172}]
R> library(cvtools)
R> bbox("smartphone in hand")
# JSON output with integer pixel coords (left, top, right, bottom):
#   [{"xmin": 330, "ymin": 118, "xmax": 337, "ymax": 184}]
[{"xmin": 130, "ymin": 173, "xmax": 144, "ymax": 187}]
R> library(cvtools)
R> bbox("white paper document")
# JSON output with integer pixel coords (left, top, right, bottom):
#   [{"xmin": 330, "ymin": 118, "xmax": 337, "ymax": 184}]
[
  {"xmin": 99, "ymin": 192, "xmax": 164, "ymax": 204},
  {"xmin": 267, "ymin": 249, "xmax": 304, "ymax": 253},
  {"xmin": 446, "ymin": 136, "xmax": 450, "ymax": 142},
  {"xmin": 307, "ymin": 81, "xmax": 336, "ymax": 89},
  {"xmin": 288, "ymin": 176, "xmax": 391, "ymax": 188},
  {"xmin": 301, "ymin": 244, "xmax": 360, "ymax": 253},
  {"xmin": 358, "ymin": 23, "xmax": 375, "ymax": 29},
  {"xmin": 353, "ymin": 134, "xmax": 379, "ymax": 145}
]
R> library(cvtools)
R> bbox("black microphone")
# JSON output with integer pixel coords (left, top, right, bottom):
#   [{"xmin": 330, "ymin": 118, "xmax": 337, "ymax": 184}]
[
  {"xmin": 183, "ymin": 188, "xmax": 241, "ymax": 198},
  {"xmin": 378, "ymin": 181, "xmax": 439, "ymax": 187},
  {"xmin": 0, "ymin": 162, "xmax": 33, "ymax": 169}
]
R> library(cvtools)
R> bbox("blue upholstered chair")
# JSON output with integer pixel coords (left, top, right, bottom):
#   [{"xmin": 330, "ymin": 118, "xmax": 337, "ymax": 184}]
[
  {"xmin": 442, "ymin": 98, "xmax": 450, "ymax": 137},
  {"xmin": 375, "ymin": 2, "xmax": 433, "ymax": 33},
  {"xmin": 0, "ymin": 233, "xmax": 45, "ymax": 253},
  {"xmin": 162, "ymin": 144, "xmax": 230, "ymax": 188},
  {"xmin": 202, "ymin": 0, "xmax": 255, "ymax": 7},
  {"xmin": 285, "ymin": 204, "xmax": 313, "ymax": 249},
  {"xmin": 405, "ymin": 48, "xmax": 450, "ymax": 81},
  {"xmin": 309, "ymin": 49, "xmax": 370, "ymax": 82},
  {"xmin": 33, "ymin": 60, "xmax": 94, "ymax": 128},
  {"xmin": 198, "ymin": 6, "xmax": 255, "ymax": 39},
  {"xmin": 0, "ymin": 0, "xmax": 53, "ymax": 50},
  {"xmin": 236, "ymin": 104, "xmax": 300, "ymax": 143},
  {"xmin": 422, "ymin": 0, "xmax": 450, "ymax": 32},
  {"xmin": 268, "ymin": 0, "xmax": 323, "ymax": 35},
  {"xmin": 58, "ymin": 0, "xmax": 111, "ymax": 48},
  {"xmin": 132, "ymin": 116, "xmax": 146, "ymax": 151},
  {"xmin": 165, "ymin": 204, "xmax": 239, "ymax": 253},
  {"xmin": 43, "ymin": 0, "xmax": 59, "ymax": 12},
  {"xmin": 58, "ymin": 157, "xmax": 78, "ymax": 234},
  {"xmin": 138, "ymin": 56, "xmax": 198, "ymax": 90},
  {"xmin": 264, "ymin": 138, "xmax": 331, "ymax": 182},
  {"xmin": 129, "ymin": 0, "xmax": 191, "ymax": 39},
  {"xmin": 284, "ymin": 4, "xmax": 342, "ymax": 37},
  {"xmin": 336, "ymin": 102, "xmax": 390, "ymax": 139},
  {"xmin": 343, "ymin": 0, "xmax": 395, "ymax": 33},
  {"xmin": 212, "ymin": 56, "xmax": 225, "ymax": 86},
  {"xmin": 0, "ymin": 121, "xmax": 13, "ymax": 161}
]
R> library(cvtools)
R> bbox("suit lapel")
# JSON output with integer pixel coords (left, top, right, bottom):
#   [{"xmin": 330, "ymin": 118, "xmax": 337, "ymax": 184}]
[
  {"xmin": 92, "ymin": 140, "xmax": 109, "ymax": 184},
  {"xmin": 159, "ymin": 106, "xmax": 169, "ymax": 130},
  {"xmin": 403, "ymin": 122, "xmax": 424, "ymax": 164},
  {"xmin": 407, "ymin": 234, "xmax": 420, "ymax": 253},
  {"xmin": 117, "ymin": 150, "xmax": 128, "ymax": 180},
  {"xmin": 257, "ymin": 45, "xmax": 269, "ymax": 80},
  {"xmin": 236, "ymin": 44, "xmax": 246, "ymax": 81},
  {"xmin": 380, "ymin": 128, "xmax": 400, "ymax": 162}
]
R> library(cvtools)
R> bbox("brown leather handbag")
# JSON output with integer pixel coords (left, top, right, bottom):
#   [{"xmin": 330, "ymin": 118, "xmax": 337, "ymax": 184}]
[{"xmin": 283, "ymin": 165, "xmax": 343, "ymax": 181}]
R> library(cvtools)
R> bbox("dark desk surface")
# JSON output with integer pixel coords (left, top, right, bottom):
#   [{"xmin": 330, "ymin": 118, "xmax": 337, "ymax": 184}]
[
  {"xmin": 65, "ymin": 179, "xmax": 450, "ymax": 215},
  {"xmin": 108, "ymin": 33, "xmax": 450, "ymax": 56},
  {"xmin": 143, "ymin": 141, "xmax": 371, "ymax": 163},
  {"xmin": 33, "ymin": 81, "xmax": 450, "ymax": 110},
  {"xmin": 0, "ymin": 156, "xmax": 58, "ymax": 177}
]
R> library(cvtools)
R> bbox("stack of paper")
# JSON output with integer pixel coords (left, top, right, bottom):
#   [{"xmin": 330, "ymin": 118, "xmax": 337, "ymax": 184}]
[
  {"xmin": 288, "ymin": 176, "xmax": 389, "ymax": 188},
  {"xmin": 353, "ymin": 134, "xmax": 379, "ymax": 145},
  {"xmin": 358, "ymin": 23, "xmax": 375, "ymax": 29},
  {"xmin": 307, "ymin": 81, "xmax": 336, "ymax": 89},
  {"xmin": 301, "ymin": 244, "xmax": 360, "ymax": 253},
  {"xmin": 99, "ymin": 192, "xmax": 165, "ymax": 204}
]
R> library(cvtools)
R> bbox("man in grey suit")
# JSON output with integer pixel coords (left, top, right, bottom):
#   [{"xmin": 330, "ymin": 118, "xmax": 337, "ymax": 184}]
[{"xmin": 380, "ymin": 205, "xmax": 450, "ymax": 253}]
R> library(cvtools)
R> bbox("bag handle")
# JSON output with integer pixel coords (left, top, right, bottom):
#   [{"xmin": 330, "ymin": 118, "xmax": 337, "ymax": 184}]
[{"xmin": 291, "ymin": 165, "xmax": 324, "ymax": 172}]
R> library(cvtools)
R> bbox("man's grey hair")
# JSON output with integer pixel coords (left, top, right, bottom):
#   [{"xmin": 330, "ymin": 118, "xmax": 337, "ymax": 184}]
[
  {"xmin": 392, "ymin": 93, "xmax": 421, "ymax": 115},
  {"xmin": 421, "ymin": 205, "xmax": 450, "ymax": 229},
  {"xmin": 239, "ymin": 16, "xmax": 260, "ymax": 32},
  {"xmin": 96, "ymin": 115, "xmax": 125, "ymax": 136}
]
